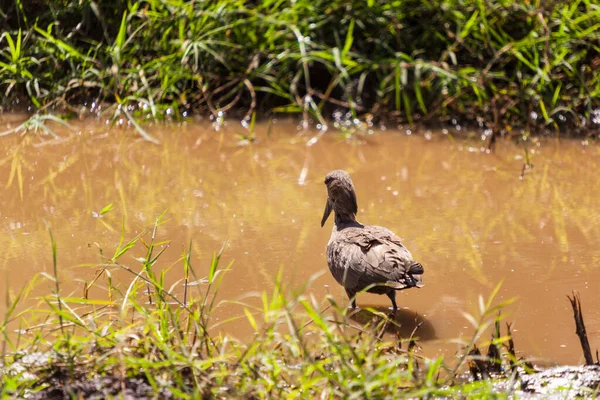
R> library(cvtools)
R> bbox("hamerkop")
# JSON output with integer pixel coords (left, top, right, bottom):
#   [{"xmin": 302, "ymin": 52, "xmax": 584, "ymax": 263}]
[{"xmin": 321, "ymin": 170, "xmax": 424, "ymax": 310}]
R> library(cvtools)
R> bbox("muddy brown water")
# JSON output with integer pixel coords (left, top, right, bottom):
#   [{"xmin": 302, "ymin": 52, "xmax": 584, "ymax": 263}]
[{"xmin": 1, "ymin": 114, "xmax": 599, "ymax": 365}]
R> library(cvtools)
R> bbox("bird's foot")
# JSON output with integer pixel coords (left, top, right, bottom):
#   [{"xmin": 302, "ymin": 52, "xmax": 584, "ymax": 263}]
[{"xmin": 347, "ymin": 305, "xmax": 360, "ymax": 317}]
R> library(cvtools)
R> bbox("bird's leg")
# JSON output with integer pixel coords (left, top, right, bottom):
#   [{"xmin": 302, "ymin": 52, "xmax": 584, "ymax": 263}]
[
  {"xmin": 386, "ymin": 290, "xmax": 398, "ymax": 311},
  {"xmin": 345, "ymin": 289, "xmax": 357, "ymax": 309}
]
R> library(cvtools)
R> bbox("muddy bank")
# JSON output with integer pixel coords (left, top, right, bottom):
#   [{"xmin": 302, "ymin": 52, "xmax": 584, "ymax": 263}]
[
  {"xmin": 4, "ymin": 352, "xmax": 599, "ymax": 399},
  {"xmin": 519, "ymin": 365, "xmax": 600, "ymax": 397}
]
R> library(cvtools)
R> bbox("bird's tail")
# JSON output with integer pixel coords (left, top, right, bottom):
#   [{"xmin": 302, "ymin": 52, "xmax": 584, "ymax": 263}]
[
  {"xmin": 408, "ymin": 262, "xmax": 424, "ymax": 275},
  {"xmin": 408, "ymin": 262, "xmax": 424, "ymax": 288}
]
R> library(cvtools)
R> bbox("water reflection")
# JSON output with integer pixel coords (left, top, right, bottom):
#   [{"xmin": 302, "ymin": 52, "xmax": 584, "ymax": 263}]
[{"xmin": 0, "ymin": 115, "xmax": 599, "ymax": 364}]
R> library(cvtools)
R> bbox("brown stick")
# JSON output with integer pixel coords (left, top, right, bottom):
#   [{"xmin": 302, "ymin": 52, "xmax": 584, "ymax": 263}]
[
  {"xmin": 487, "ymin": 97, "xmax": 499, "ymax": 152},
  {"xmin": 468, "ymin": 345, "xmax": 489, "ymax": 380},
  {"xmin": 567, "ymin": 292, "xmax": 594, "ymax": 365},
  {"xmin": 505, "ymin": 322, "xmax": 518, "ymax": 374},
  {"xmin": 486, "ymin": 317, "xmax": 501, "ymax": 373}
]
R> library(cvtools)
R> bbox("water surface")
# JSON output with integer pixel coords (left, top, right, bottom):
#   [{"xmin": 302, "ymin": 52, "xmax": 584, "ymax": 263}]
[{"xmin": 1, "ymin": 115, "xmax": 599, "ymax": 364}]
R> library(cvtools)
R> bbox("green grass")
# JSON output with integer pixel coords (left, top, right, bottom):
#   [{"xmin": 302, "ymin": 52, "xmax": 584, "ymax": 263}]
[
  {"xmin": 1, "ymin": 0, "xmax": 599, "ymax": 136},
  {"xmin": 1, "ymin": 216, "xmax": 583, "ymax": 399}
]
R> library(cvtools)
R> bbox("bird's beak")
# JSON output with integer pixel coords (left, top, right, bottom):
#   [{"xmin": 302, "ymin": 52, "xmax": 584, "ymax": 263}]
[{"xmin": 321, "ymin": 199, "xmax": 332, "ymax": 227}]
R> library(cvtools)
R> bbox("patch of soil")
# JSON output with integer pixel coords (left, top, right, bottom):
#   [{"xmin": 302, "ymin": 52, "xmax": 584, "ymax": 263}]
[
  {"xmin": 520, "ymin": 365, "xmax": 600, "ymax": 397},
  {"xmin": 30, "ymin": 375, "xmax": 174, "ymax": 400}
]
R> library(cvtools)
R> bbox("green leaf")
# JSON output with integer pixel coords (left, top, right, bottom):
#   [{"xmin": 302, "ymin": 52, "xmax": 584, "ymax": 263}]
[
  {"xmin": 5, "ymin": 32, "xmax": 16, "ymax": 62},
  {"xmin": 113, "ymin": 231, "xmax": 144, "ymax": 260},
  {"xmin": 402, "ymin": 92, "xmax": 413, "ymax": 124},
  {"xmin": 414, "ymin": 82, "xmax": 427, "ymax": 114},
  {"xmin": 394, "ymin": 64, "xmax": 401, "ymax": 112},
  {"xmin": 16, "ymin": 29, "xmax": 22, "ymax": 58},
  {"xmin": 539, "ymin": 99, "xmax": 550, "ymax": 122},
  {"xmin": 244, "ymin": 308, "xmax": 258, "ymax": 331},
  {"xmin": 34, "ymin": 25, "xmax": 88, "ymax": 60},
  {"xmin": 61, "ymin": 298, "xmax": 116, "ymax": 305},
  {"xmin": 249, "ymin": 111, "xmax": 256, "ymax": 138},
  {"xmin": 272, "ymin": 104, "xmax": 302, "ymax": 113},
  {"xmin": 426, "ymin": 357, "xmax": 444, "ymax": 385},
  {"xmin": 100, "ymin": 203, "xmax": 113, "ymax": 215},
  {"xmin": 301, "ymin": 300, "xmax": 329, "ymax": 332},
  {"xmin": 209, "ymin": 241, "xmax": 227, "ymax": 283},
  {"xmin": 342, "ymin": 19, "xmax": 355, "ymax": 58},
  {"xmin": 459, "ymin": 11, "xmax": 479, "ymax": 39},
  {"xmin": 552, "ymin": 83, "xmax": 562, "ymax": 107},
  {"xmin": 116, "ymin": 11, "xmax": 128, "ymax": 51}
]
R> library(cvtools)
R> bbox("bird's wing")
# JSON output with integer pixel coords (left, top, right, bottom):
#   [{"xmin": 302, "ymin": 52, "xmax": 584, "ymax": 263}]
[
  {"xmin": 327, "ymin": 239, "xmax": 366, "ymax": 289},
  {"xmin": 341, "ymin": 226, "xmax": 422, "ymax": 290}
]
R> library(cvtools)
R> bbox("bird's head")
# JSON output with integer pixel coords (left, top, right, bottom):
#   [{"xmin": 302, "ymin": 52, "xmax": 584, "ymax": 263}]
[{"xmin": 321, "ymin": 170, "xmax": 358, "ymax": 227}]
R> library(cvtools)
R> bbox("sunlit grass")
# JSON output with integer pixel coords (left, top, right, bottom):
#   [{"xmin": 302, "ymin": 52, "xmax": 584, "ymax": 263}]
[{"xmin": 1, "ymin": 0, "xmax": 599, "ymax": 134}]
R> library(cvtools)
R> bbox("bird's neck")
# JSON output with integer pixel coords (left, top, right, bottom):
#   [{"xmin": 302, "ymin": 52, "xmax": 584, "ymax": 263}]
[{"xmin": 334, "ymin": 212, "xmax": 359, "ymax": 228}]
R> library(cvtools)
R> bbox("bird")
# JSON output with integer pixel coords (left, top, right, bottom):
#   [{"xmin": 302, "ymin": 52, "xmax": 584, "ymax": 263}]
[{"xmin": 321, "ymin": 170, "xmax": 424, "ymax": 311}]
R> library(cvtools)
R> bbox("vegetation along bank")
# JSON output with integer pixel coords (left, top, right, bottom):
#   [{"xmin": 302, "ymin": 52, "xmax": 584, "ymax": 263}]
[{"xmin": 1, "ymin": 0, "xmax": 599, "ymax": 136}]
